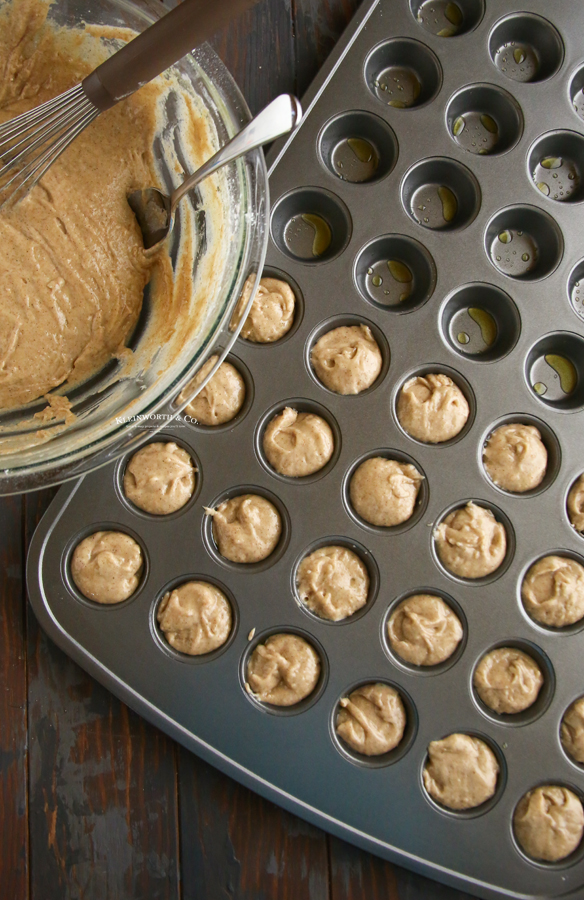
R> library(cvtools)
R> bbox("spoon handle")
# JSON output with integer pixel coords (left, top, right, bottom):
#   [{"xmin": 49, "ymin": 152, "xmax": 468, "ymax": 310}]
[{"xmin": 170, "ymin": 94, "xmax": 302, "ymax": 213}]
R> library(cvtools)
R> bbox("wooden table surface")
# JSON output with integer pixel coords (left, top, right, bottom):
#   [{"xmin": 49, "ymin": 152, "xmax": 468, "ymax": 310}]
[{"xmin": 0, "ymin": 1, "xmax": 481, "ymax": 897}]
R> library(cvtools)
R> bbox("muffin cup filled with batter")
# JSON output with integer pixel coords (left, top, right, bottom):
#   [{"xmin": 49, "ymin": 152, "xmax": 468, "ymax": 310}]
[
  {"xmin": 481, "ymin": 416, "xmax": 560, "ymax": 496},
  {"xmin": 203, "ymin": 488, "xmax": 289, "ymax": 569},
  {"xmin": 567, "ymin": 474, "xmax": 584, "ymax": 535},
  {"xmin": 433, "ymin": 500, "xmax": 511, "ymax": 581},
  {"xmin": 395, "ymin": 369, "xmax": 473, "ymax": 445},
  {"xmin": 243, "ymin": 630, "xmax": 326, "ymax": 712},
  {"xmin": 231, "ymin": 275, "xmax": 298, "ymax": 343},
  {"xmin": 472, "ymin": 643, "xmax": 552, "ymax": 721},
  {"xmin": 513, "ymin": 785, "xmax": 584, "ymax": 863},
  {"xmin": 257, "ymin": 400, "xmax": 340, "ymax": 482},
  {"xmin": 422, "ymin": 733, "xmax": 503, "ymax": 813},
  {"xmin": 122, "ymin": 440, "xmax": 197, "ymax": 516},
  {"xmin": 345, "ymin": 450, "xmax": 428, "ymax": 532},
  {"xmin": 561, "ymin": 697, "xmax": 584, "ymax": 766},
  {"xmin": 332, "ymin": 680, "xmax": 417, "ymax": 766},
  {"xmin": 310, "ymin": 322, "xmax": 385, "ymax": 395},
  {"xmin": 521, "ymin": 553, "xmax": 584, "ymax": 629},
  {"xmin": 69, "ymin": 529, "xmax": 145, "ymax": 605},
  {"xmin": 177, "ymin": 355, "xmax": 248, "ymax": 428},
  {"xmin": 155, "ymin": 579, "xmax": 234, "ymax": 657},
  {"xmin": 385, "ymin": 592, "xmax": 465, "ymax": 670}
]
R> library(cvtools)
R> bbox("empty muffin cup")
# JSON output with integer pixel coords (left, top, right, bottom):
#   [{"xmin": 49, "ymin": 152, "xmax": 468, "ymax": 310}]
[
  {"xmin": 410, "ymin": 0, "xmax": 484, "ymax": 37},
  {"xmin": 402, "ymin": 158, "xmax": 480, "ymax": 230},
  {"xmin": 271, "ymin": 188, "xmax": 352, "ymax": 263},
  {"xmin": 441, "ymin": 283, "xmax": 520, "ymax": 361},
  {"xmin": 489, "ymin": 13, "xmax": 564, "ymax": 84},
  {"xmin": 319, "ymin": 111, "xmax": 398, "ymax": 184},
  {"xmin": 365, "ymin": 39, "xmax": 442, "ymax": 109},
  {"xmin": 485, "ymin": 206, "xmax": 563, "ymax": 281},
  {"xmin": 526, "ymin": 332, "xmax": 584, "ymax": 410},
  {"xmin": 446, "ymin": 84, "xmax": 523, "ymax": 156},
  {"xmin": 354, "ymin": 234, "xmax": 436, "ymax": 312},
  {"xmin": 528, "ymin": 131, "xmax": 584, "ymax": 203}
]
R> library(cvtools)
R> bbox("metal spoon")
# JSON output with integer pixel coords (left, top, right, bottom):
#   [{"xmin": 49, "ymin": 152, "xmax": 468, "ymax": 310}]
[{"xmin": 128, "ymin": 93, "xmax": 302, "ymax": 252}]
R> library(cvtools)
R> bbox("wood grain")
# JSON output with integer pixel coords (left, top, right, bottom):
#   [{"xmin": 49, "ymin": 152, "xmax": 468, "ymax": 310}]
[
  {"xmin": 24, "ymin": 489, "xmax": 180, "ymax": 900},
  {"xmin": 0, "ymin": 496, "xmax": 28, "ymax": 898}
]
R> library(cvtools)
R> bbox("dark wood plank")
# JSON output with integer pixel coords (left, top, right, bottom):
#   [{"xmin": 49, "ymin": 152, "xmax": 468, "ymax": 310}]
[
  {"xmin": 24, "ymin": 489, "xmax": 180, "ymax": 900},
  {"xmin": 292, "ymin": 0, "xmax": 361, "ymax": 96},
  {"xmin": 178, "ymin": 748, "xmax": 329, "ymax": 900},
  {"xmin": 210, "ymin": 0, "xmax": 295, "ymax": 115},
  {"xmin": 329, "ymin": 836, "xmax": 480, "ymax": 900},
  {"xmin": 0, "ymin": 495, "xmax": 28, "ymax": 897}
]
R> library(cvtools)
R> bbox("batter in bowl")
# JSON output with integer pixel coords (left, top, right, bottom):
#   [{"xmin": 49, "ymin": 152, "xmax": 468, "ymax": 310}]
[
  {"xmin": 206, "ymin": 493, "xmax": 282, "ymax": 563},
  {"xmin": 483, "ymin": 423, "xmax": 547, "ymax": 493},
  {"xmin": 71, "ymin": 530, "xmax": 143, "ymax": 603},
  {"xmin": 349, "ymin": 457, "xmax": 424, "ymax": 527},
  {"xmin": 262, "ymin": 407, "xmax": 334, "ymax": 477},
  {"xmin": 386, "ymin": 594, "xmax": 463, "ymax": 666},
  {"xmin": 123, "ymin": 441, "xmax": 196, "ymax": 514},
  {"xmin": 177, "ymin": 355, "xmax": 245, "ymax": 426},
  {"xmin": 521, "ymin": 555, "xmax": 584, "ymax": 628},
  {"xmin": 568, "ymin": 474, "xmax": 584, "ymax": 533},
  {"xmin": 246, "ymin": 633, "xmax": 320, "ymax": 706},
  {"xmin": 311, "ymin": 325, "xmax": 383, "ymax": 395},
  {"xmin": 514, "ymin": 786, "xmax": 584, "ymax": 862},
  {"xmin": 434, "ymin": 502, "xmax": 507, "ymax": 579},
  {"xmin": 561, "ymin": 697, "xmax": 584, "ymax": 764},
  {"xmin": 232, "ymin": 276, "xmax": 296, "ymax": 343},
  {"xmin": 423, "ymin": 733, "xmax": 499, "ymax": 810},
  {"xmin": 397, "ymin": 374, "xmax": 469, "ymax": 443},
  {"xmin": 296, "ymin": 545, "xmax": 369, "ymax": 621},
  {"xmin": 157, "ymin": 580, "xmax": 232, "ymax": 655},
  {"xmin": 0, "ymin": 1, "xmax": 221, "ymax": 414},
  {"xmin": 473, "ymin": 647, "xmax": 544, "ymax": 714},
  {"xmin": 336, "ymin": 683, "xmax": 406, "ymax": 756}
]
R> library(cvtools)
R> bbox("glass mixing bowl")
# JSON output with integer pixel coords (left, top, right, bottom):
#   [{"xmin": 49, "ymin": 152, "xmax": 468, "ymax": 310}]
[{"xmin": 0, "ymin": 0, "xmax": 268, "ymax": 494}]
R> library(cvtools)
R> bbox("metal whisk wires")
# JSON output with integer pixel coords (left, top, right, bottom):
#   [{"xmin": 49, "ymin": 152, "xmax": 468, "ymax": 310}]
[{"xmin": 0, "ymin": 84, "xmax": 99, "ymax": 208}]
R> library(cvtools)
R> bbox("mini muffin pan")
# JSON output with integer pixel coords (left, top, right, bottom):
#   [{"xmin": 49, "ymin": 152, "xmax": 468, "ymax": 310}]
[{"xmin": 27, "ymin": 0, "xmax": 584, "ymax": 896}]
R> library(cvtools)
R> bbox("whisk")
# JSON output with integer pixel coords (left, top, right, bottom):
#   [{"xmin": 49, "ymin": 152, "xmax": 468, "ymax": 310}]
[{"xmin": 0, "ymin": 0, "xmax": 259, "ymax": 208}]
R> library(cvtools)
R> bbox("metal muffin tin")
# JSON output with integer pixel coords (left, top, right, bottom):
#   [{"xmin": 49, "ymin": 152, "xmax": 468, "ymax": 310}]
[{"xmin": 27, "ymin": 0, "xmax": 584, "ymax": 895}]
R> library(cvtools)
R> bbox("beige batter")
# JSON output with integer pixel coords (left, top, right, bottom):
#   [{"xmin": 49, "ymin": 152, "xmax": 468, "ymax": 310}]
[
  {"xmin": 387, "ymin": 594, "xmax": 463, "ymax": 666},
  {"xmin": 71, "ymin": 530, "xmax": 143, "ymax": 603},
  {"xmin": 521, "ymin": 555, "xmax": 584, "ymax": 628},
  {"xmin": 434, "ymin": 502, "xmax": 507, "ymax": 579},
  {"xmin": 568, "ymin": 474, "xmax": 584, "ymax": 533},
  {"xmin": 296, "ymin": 545, "xmax": 369, "ymax": 621},
  {"xmin": 349, "ymin": 457, "xmax": 423, "ymax": 527},
  {"xmin": 262, "ymin": 407, "xmax": 334, "ymax": 477},
  {"xmin": 423, "ymin": 733, "xmax": 499, "ymax": 810},
  {"xmin": 514, "ymin": 786, "xmax": 584, "ymax": 862},
  {"xmin": 156, "ymin": 580, "xmax": 231, "ymax": 655},
  {"xmin": 123, "ymin": 441, "xmax": 195, "ymax": 515},
  {"xmin": 310, "ymin": 325, "xmax": 383, "ymax": 395},
  {"xmin": 232, "ymin": 276, "xmax": 296, "ymax": 343},
  {"xmin": 246, "ymin": 633, "xmax": 320, "ymax": 706},
  {"xmin": 207, "ymin": 494, "xmax": 281, "ymax": 564},
  {"xmin": 397, "ymin": 374, "xmax": 469, "ymax": 444},
  {"xmin": 473, "ymin": 647, "xmax": 544, "ymax": 714},
  {"xmin": 0, "ymin": 1, "xmax": 213, "ymax": 412},
  {"xmin": 483, "ymin": 423, "xmax": 548, "ymax": 493},
  {"xmin": 561, "ymin": 697, "xmax": 584, "ymax": 764},
  {"xmin": 336, "ymin": 683, "xmax": 406, "ymax": 756},
  {"xmin": 177, "ymin": 355, "xmax": 245, "ymax": 426}
]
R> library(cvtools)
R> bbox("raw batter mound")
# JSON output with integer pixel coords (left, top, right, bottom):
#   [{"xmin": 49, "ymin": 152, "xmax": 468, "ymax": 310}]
[
  {"xmin": 207, "ymin": 494, "xmax": 281, "ymax": 563},
  {"xmin": 123, "ymin": 441, "xmax": 195, "ymax": 514},
  {"xmin": 473, "ymin": 647, "xmax": 544, "ymax": 714},
  {"xmin": 434, "ymin": 502, "xmax": 507, "ymax": 579},
  {"xmin": 157, "ymin": 580, "xmax": 232, "ymax": 655},
  {"xmin": 483, "ymin": 423, "xmax": 547, "ymax": 493},
  {"xmin": 397, "ymin": 374, "xmax": 469, "ymax": 443},
  {"xmin": 387, "ymin": 594, "xmax": 463, "ymax": 666},
  {"xmin": 262, "ymin": 407, "xmax": 334, "ymax": 477},
  {"xmin": 514, "ymin": 786, "xmax": 584, "ymax": 862},
  {"xmin": 311, "ymin": 325, "xmax": 383, "ymax": 395},
  {"xmin": 177, "ymin": 355, "xmax": 245, "ymax": 426},
  {"xmin": 568, "ymin": 474, "xmax": 584, "ymax": 533},
  {"xmin": 561, "ymin": 697, "xmax": 584, "ymax": 764},
  {"xmin": 232, "ymin": 276, "xmax": 296, "ymax": 343},
  {"xmin": 71, "ymin": 531, "xmax": 143, "ymax": 603},
  {"xmin": 246, "ymin": 633, "xmax": 320, "ymax": 706},
  {"xmin": 296, "ymin": 545, "xmax": 369, "ymax": 621},
  {"xmin": 0, "ymin": 0, "xmax": 212, "ymax": 411},
  {"xmin": 349, "ymin": 457, "xmax": 424, "ymax": 527},
  {"xmin": 423, "ymin": 733, "xmax": 499, "ymax": 810},
  {"xmin": 336, "ymin": 683, "xmax": 406, "ymax": 756},
  {"xmin": 521, "ymin": 555, "xmax": 584, "ymax": 627}
]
